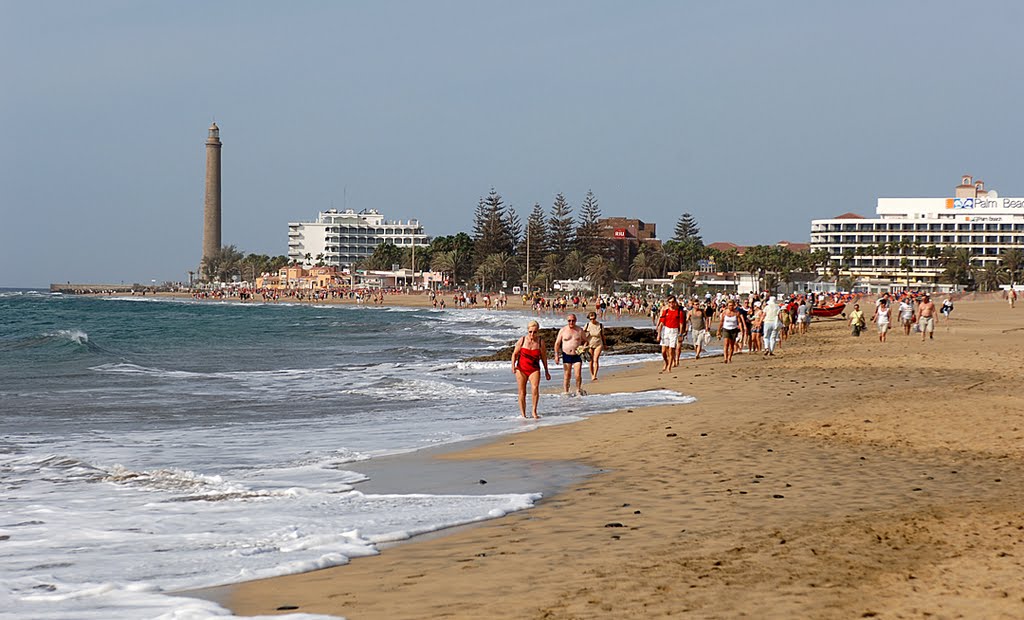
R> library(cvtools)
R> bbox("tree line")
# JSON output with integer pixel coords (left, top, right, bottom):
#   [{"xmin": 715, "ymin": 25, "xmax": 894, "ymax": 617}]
[{"xmin": 200, "ymin": 189, "xmax": 1024, "ymax": 293}]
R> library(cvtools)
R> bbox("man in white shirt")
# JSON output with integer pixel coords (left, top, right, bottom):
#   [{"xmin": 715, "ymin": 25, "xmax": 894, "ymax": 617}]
[{"xmin": 762, "ymin": 296, "xmax": 782, "ymax": 356}]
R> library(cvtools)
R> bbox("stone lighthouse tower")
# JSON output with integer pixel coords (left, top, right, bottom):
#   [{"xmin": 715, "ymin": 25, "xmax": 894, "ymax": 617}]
[{"xmin": 202, "ymin": 122, "xmax": 222, "ymax": 276}]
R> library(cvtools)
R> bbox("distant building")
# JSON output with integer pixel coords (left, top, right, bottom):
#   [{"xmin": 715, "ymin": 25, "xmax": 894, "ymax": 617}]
[
  {"xmin": 288, "ymin": 209, "xmax": 428, "ymax": 268},
  {"xmin": 257, "ymin": 265, "xmax": 442, "ymax": 290},
  {"xmin": 703, "ymin": 241, "xmax": 811, "ymax": 256},
  {"xmin": 809, "ymin": 174, "xmax": 1024, "ymax": 287},
  {"xmin": 597, "ymin": 217, "xmax": 659, "ymax": 273}
]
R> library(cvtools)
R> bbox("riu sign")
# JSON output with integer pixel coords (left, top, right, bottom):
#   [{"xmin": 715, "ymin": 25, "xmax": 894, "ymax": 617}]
[{"xmin": 613, "ymin": 228, "xmax": 628, "ymax": 238}]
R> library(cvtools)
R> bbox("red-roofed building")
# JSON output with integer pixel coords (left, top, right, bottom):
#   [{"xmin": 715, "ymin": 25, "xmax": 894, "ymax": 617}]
[{"xmin": 706, "ymin": 241, "xmax": 746, "ymax": 254}]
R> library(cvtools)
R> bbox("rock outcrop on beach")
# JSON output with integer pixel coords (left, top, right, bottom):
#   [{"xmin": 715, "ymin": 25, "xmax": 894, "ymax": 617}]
[{"xmin": 466, "ymin": 326, "xmax": 671, "ymax": 362}]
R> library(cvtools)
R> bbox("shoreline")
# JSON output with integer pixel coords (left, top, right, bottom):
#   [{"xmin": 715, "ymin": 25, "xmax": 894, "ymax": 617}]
[{"xmin": 202, "ymin": 296, "xmax": 1024, "ymax": 618}]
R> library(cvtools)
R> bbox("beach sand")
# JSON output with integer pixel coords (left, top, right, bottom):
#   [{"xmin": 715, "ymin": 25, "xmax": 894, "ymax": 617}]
[{"xmin": 195, "ymin": 297, "xmax": 1024, "ymax": 619}]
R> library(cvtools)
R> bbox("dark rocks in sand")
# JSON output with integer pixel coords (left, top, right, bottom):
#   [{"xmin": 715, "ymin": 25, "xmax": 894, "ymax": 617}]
[
  {"xmin": 465, "ymin": 326, "xmax": 667, "ymax": 362},
  {"xmin": 605, "ymin": 522, "xmax": 625, "ymax": 528}
]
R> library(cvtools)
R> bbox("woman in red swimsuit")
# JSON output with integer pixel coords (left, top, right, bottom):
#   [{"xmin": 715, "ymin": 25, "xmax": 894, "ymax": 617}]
[{"xmin": 512, "ymin": 320, "xmax": 551, "ymax": 419}]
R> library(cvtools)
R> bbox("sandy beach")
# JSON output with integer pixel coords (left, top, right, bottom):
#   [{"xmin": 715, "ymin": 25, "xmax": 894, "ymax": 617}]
[{"xmin": 195, "ymin": 296, "xmax": 1024, "ymax": 619}]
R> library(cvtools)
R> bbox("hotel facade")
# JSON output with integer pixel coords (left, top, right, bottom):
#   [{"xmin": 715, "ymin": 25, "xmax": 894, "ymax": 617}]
[
  {"xmin": 288, "ymin": 209, "xmax": 428, "ymax": 268},
  {"xmin": 810, "ymin": 176, "xmax": 1024, "ymax": 287}
]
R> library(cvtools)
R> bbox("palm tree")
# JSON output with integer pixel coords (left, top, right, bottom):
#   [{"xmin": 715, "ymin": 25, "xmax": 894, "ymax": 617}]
[
  {"xmin": 201, "ymin": 245, "xmax": 245, "ymax": 282},
  {"xmin": 431, "ymin": 249, "xmax": 470, "ymax": 288},
  {"xmin": 540, "ymin": 253, "xmax": 561, "ymax": 292},
  {"xmin": 563, "ymin": 249, "xmax": 586, "ymax": 279},
  {"xmin": 1000, "ymin": 247, "xmax": 1024, "ymax": 284},
  {"xmin": 474, "ymin": 257, "xmax": 501, "ymax": 291},
  {"xmin": 481, "ymin": 252, "xmax": 518, "ymax": 288},
  {"xmin": 584, "ymin": 255, "xmax": 618, "ymax": 295},
  {"xmin": 652, "ymin": 245, "xmax": 677, "ymax": 277},
  {"xmin": 630, "ymin": 249, "xmax": 660, "ymax": 280},
  {"xmin": 841, "ymin": 247, "xmax": 857, "ymax": 276},
  {"xmin": 978, "ymin": 266, "xmax": 1008, "ymax": 292},
  {"xmin": 940, "ymin": 247, "xmax": 976, "ymax": 288}
]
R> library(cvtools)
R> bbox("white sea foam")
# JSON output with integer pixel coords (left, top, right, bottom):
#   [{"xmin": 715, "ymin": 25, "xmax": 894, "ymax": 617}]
[
  {"xmin": 2, "ymin": 294, "xmax": 698, "ymax": 619},
  {"xmin": 44, "ymin": 329, "xmax": 90, "ymax": 345}
]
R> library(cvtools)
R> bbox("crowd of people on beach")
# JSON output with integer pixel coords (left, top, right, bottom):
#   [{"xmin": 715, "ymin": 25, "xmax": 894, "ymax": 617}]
[
  {"xmin": 852, "ymin": 291, "xmax": 955, "ymax": 342},
  {"xmin": 509, "ymin": 286, "xmax": 985, "ymax": 418}
]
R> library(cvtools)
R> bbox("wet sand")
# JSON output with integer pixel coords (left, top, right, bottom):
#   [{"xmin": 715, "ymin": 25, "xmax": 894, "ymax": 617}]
[{"xmin": 198, "ymin": 296, "xmax": 1024, "ymax": 619}]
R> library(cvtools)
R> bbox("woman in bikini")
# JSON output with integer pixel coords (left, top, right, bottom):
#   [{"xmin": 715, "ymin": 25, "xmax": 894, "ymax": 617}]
[
  {"xmin": 583, "ymin": 311, "xmax": 607, "ymax": 381},
  {"xmin": 512, "ymin": 320, "xmax": 551, "ymax": 419}
]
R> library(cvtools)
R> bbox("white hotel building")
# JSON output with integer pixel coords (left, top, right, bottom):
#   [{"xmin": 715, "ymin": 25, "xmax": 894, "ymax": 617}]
[
  {"xmin": 288, "ymin": 209, "xmax": 428, "ymax": 268},
  {"xmin": 810, "ymin": 176, "xmax": 1024, "ymax": 287}
]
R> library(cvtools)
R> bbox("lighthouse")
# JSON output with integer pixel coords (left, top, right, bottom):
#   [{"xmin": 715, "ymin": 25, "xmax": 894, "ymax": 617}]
[{"xmin": 202, "ymin": 122, "xmax": 222, "ymax": 277}]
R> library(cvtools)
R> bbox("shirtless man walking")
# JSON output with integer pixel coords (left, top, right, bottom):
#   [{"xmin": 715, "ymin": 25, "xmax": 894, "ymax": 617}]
[
  {"xmin": 918, "ymin": 295, "xmax": 936, "ymax": 341},
  {"xmin": 554, "ymin": 313, "xmax": 587, "ymax": 396}
]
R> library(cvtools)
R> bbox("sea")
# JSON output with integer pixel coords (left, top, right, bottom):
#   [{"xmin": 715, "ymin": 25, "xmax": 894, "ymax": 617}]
[{"xmin": 0, "ymin": 289, "xmax": 696, "ymax": 619}]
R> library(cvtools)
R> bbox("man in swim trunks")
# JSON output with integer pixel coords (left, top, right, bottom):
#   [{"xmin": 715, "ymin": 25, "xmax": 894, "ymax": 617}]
[
  {"xmin": 918, "ymin": 294, "xmax": 936, "ymax": 341},
  {"xmin": 554, "ymin": 313, "xmax": 587, "ymax": 396}
]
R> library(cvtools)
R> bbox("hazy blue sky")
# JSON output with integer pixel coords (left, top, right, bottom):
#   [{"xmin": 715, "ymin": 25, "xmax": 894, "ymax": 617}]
[{"xmin": 3, "ymin": 1, "xmax": 1023, "ymax": 287}]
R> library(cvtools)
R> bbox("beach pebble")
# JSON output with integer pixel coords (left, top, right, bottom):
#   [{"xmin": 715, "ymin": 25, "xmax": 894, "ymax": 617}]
[
  {"xmin": 478, "ymin": 479, "xmax": 487, "ymax": 485},
  {"xmin": 772, "ymin": 494, "xmax": 785, "ymax": 499},
  {"xmin": 666, "ymin": 433, "xmax": 677, "ymax": 437},
  {"xmin": 276, "ymin": 606, "xmax": 299, "ymax": 611},
  {"xmin": 605, "ymin": 522, "xmax": 625, "ymax": 528},
  {"xmin": 634, "ymin": 510, "xmax": 641, "ymax": 515}
]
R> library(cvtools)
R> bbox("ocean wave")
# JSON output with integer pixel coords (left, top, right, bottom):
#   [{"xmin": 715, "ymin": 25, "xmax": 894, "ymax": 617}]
[
  {"xmin": 340, "ymin": 377, "xmax": 493, "ymax": 401},
  {"xmin": 100, "ymin": 464, "xmax": 293, "ymax": 501},
  {"xmin": 89, "ymin": 362, "xmax": 204, "ymax": 378},
  {"xmin": 2, "ymin": 453, "xmax": 109, "ymax": 487},
  {"xmin": 0, "ymin": 329, "xmax": 98, "ymax": 355},
  {"xmin": 44, "ymin": 329, "xmax": 89, "ymax": 345}
]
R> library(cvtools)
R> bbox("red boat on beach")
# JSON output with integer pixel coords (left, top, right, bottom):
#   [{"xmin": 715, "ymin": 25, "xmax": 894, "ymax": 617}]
[{"xmin": 810, "ymin": 303, "xmax": 847, "ymax": 318}]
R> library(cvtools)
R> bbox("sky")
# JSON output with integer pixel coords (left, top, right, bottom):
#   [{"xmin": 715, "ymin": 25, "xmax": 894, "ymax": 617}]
[{"xmin": 3, "ymin": 1, "xmax": 1024, "ymax": 287}]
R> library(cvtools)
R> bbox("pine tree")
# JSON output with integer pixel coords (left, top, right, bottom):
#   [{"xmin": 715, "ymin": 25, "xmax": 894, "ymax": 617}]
[
  {"xmin": 548, "ymin": 193, "xmax": 575, "ymax": 256},
  {"xmin": 503, "ymin": 206, "xmax": 522, "ymax": 253},
  {"xmin": 673, "ymin": 213, "xmax": 702, "ymax": 243},
  {"xmin": 574, "ymin": 189, "xmax": 603, "ymax": 257},
  {"xmin": 524, "ymin": 203, "xmax": 548, "ymax": 257},
  {"xmin": 473, "ymin": 188, "xmax": 514, "ymax": 264}
]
